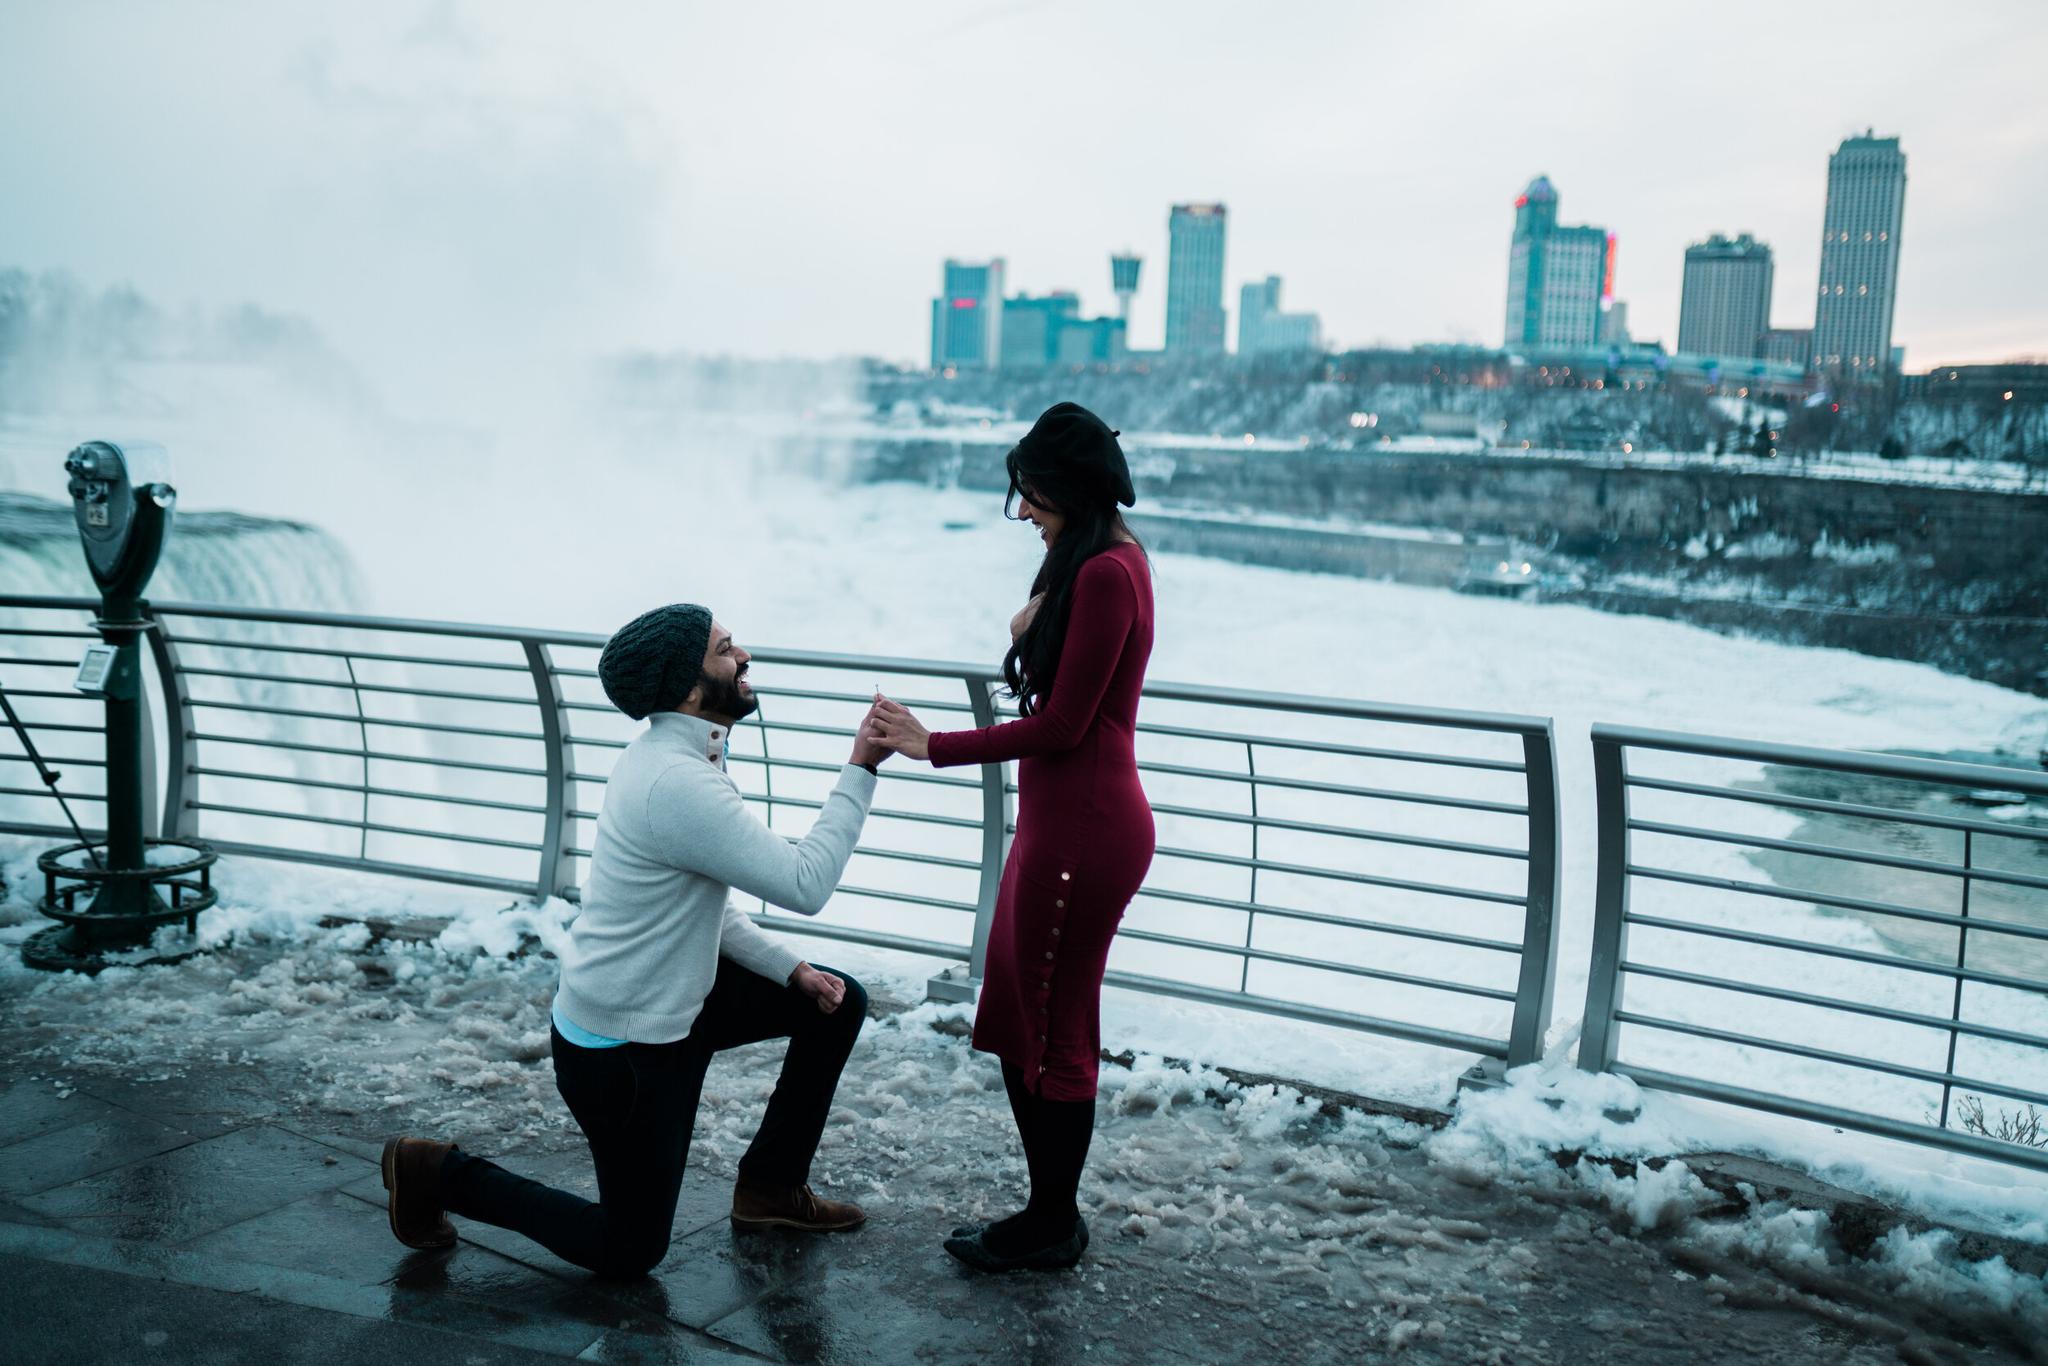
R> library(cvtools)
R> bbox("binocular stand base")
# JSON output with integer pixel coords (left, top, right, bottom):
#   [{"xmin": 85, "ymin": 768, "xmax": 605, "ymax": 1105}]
[
  {"xmin": 20, "ymin": 922, "xmax": 205, "ymax": 976},
  {"xmin": 21, "ymin": 837, "xmax": 220, "ymax": 976}
]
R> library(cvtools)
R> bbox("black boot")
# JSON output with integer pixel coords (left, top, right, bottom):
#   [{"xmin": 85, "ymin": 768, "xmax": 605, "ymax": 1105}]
[
  {"xmin": 945, "ymin": 1066, "xmax": 1097, "ymax": 1270},
  {"xmin": 944, "ymin": 1215, "xmax": 1086, "ymax": 1272}
]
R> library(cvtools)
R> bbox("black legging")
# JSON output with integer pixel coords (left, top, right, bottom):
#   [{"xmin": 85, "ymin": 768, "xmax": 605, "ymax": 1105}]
[
  {"xmin": 439, "ymin": 960, "xmax": 867, "ymax": 1280},
  {"xmin": 989, "ymin": 1059, "xmax": 1095, "ymax": 1251}
]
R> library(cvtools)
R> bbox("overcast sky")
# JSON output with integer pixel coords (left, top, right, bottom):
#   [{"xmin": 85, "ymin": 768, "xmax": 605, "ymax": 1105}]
[{"xmin": 4, "ymin": 1, "xmax": 2044, "ymax": 410}]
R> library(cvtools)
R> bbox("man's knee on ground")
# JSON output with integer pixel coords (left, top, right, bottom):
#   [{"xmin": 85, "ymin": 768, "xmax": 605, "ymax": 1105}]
[{"xmin": 595, "ymin": 1232, "xmax": 671, "ymax": 1281}]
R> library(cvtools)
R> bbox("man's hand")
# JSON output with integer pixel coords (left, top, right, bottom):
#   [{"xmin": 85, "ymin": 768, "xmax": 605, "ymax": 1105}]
[
  {"xmin": 868, "ymin": 696, "xmax": 931, "ymax": 762},
  {"xmin": 790, "ymin": 962, "xmax": 847, "ymax": 1013},
  {"xmin": 850, "ymin": 692, "xmax": 891, "ymax": 770}
]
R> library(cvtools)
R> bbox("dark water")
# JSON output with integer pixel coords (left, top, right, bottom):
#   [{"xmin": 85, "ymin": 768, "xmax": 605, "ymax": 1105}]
[{"xmin": 1741, "ymin": 753, "xmax": 2048, "ymax": 984}]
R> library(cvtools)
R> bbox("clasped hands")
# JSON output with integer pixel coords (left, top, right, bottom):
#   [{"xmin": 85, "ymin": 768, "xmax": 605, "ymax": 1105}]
[{"xmin": 849, "ymin": 692, "xmax": 930, "ymax": 765}]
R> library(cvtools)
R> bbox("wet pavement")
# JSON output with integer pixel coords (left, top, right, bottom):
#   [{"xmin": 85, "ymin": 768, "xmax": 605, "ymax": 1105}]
[{"xmin": 0, "ymin": 933, "xmax": 2042, "ymax": 1364}]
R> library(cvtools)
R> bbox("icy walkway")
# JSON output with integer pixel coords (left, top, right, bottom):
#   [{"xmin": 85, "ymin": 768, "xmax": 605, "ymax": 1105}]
[{"xmin": 1, "ymin": 914, "xmax": 2043, "ymax": 1365}]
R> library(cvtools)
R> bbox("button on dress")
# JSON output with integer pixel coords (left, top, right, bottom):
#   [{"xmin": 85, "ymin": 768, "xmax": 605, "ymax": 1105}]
[{"xmin": 926, "ymin": 544, "xmax": 1155, "ymax": 1100}]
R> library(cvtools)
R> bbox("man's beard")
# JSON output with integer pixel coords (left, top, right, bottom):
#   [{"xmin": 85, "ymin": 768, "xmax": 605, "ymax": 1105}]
[{"xmin": 696, "ymin": 667, "xmax": 758, "ymax": 722}]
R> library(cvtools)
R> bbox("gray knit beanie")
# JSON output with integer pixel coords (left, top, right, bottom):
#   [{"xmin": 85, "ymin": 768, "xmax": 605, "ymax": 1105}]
[{"xmin": 598, "ymin": 603, "xmax": 713, "ymax": 719}]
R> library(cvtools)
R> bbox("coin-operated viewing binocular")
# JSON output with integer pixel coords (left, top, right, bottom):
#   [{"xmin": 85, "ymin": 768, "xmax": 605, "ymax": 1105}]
[
  {"xmin": 67, "ymin": 439, "xmax": 177, "ymax": 600},
  {"xmin": 14, "ymin": 440, "xmax": 217, "ymax": 973}
]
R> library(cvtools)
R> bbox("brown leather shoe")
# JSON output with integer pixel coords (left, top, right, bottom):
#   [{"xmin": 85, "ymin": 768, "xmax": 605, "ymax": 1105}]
[
  {"xmin": 730, "ymin": 1180, "xmax": 865, "ymax": 1232},
  {"xmin": 381, "ymin": 1136, "xmax": 457, "ymax": 1250}
]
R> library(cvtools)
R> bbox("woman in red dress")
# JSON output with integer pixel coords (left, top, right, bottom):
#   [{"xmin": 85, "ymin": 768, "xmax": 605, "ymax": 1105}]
[{"xmin": 869, "ymin": 401, "xmax": 1155, "ymax": 1272}]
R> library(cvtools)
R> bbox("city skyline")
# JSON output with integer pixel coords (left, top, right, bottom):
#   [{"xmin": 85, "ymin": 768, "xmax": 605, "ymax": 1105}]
[{"xmin": 1, "ymin": 3, "xmax": 2044, "ymax": 415}]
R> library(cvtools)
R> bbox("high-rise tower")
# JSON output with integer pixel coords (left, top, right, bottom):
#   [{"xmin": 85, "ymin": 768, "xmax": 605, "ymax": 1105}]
[
  {"xmin": 929, "ymin": 258, "xmax": 1006, "ymax": 370},
  {"xmin": 1165, "ymin": 204, "xmax": 1227, "ymax": 356},
  {"xmin": 1813, "ymin": 133, "xmax": 1906, "ymax": 376},
  {"xmin": 1503, "ymin": 176, "xmax": 1609, "ymax": 350},
  {"xmin": 1678, "ymin": 233, "xmax": 1774, "ymax": 360}
]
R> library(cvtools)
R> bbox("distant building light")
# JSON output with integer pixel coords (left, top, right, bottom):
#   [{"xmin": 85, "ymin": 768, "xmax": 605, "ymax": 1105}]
[
  {"xmin": 2007, "ymin": 391, "xmax": 2017, "ymax": 401},
  {"xmin": 1243, "ymin": 433, "xmax": 1256, "ymax": 445},
  {"xmin": 950, "ymin": 298, "xmax": 978, "ymax": 309},
  {"xmin": 1621, "ymin": 442, "xmax": 1633, "ymax": 454}
]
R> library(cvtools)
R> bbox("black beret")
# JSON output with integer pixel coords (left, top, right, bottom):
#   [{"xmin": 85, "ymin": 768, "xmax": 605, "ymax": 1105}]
[
  {"xmin": 1012, "ymin": 401, "xmax": 1136, "ymax": 507},
  {"xmin": 598, "ymin": 603, "xmax": 712, "ymax": 720}
]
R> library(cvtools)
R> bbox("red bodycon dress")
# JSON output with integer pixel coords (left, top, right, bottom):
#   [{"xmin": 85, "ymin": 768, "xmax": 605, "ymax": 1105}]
[{"xmin": 926, "ymin": 543, "xmax": 1155, "ymax": 1100}]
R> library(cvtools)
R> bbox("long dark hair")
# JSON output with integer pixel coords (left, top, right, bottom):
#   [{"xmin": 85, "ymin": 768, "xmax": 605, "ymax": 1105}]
[{"xmin": 1000, "ymin": 446, "xmax": 1147, "ymax": 716}]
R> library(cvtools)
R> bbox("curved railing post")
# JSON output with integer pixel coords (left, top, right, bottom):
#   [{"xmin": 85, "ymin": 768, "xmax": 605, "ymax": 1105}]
[
  {"xmin": 142, "ymin": 606, "xmax": 196, "ymax": 840},
  {"xmin": 522, "ymin": 639, "xmax": 572, "ymax": 902},
  {"xmin": 966, "ymin": 672, "xmax": 1011, "ymax": 982},
  {"xmin": 1506, "ymin": 723, "xmax": 1561, "ymax": 1068},
  {"xmin": 1577, "ymin": 730, "xmax": 1632, "ymax": 1073}
]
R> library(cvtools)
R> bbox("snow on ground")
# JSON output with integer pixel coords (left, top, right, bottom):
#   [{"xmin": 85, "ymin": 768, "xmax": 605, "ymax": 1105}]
[{"xmin": 0, "ymin": 844, "xmax": 2041, "ymax": 1356}]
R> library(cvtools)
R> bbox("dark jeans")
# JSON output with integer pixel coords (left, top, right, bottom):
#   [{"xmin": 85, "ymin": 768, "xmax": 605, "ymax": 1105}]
[{"xmin": 441, "ymin": 959, "xmax": 867, "ymax": 1280}]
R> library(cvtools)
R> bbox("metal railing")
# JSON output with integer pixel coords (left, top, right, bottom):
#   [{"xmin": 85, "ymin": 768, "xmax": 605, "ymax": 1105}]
[
  {"xmin": 0, "ymin": 594, "xmax": 1562, "ymax": 1070},
  {"xmin": 12, "ymin": 594, "xmax": 2046, "ymax": 1170},
  {"xmin": 1582, "ymin": 724, "xmax": 2048, "ymax": 1173}
]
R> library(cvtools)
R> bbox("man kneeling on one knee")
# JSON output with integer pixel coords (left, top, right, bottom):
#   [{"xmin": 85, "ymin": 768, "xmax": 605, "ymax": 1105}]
[{"xmin": 383, "ymin": 602, "xmax": 889, "ymax": 1279}]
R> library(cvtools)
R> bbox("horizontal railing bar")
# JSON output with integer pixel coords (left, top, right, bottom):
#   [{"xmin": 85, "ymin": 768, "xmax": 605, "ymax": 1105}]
[
  {"xmin": 0, "ymin": 754, "xmax": 106, "ymax": 767},
  {"xmin": 754, "ymin": 718, "xmax": 874, "ymax": 741},
  {"xmin": 1146, "ymin": 800, "xmax": 1530, "ymax": 860},
  {"xmin": 198, "ymin": 839, "xmax": 541, "ymax": 899},
  {"xmin": 1614, "ymin": 1011, "xmax": 2048, "ymax": 1110},
  {"xmin": 154, "ymin": 601, "xmax": 609, "ymax": 649},
  {"xmin": 1114, "ymin": 926, "xmax": 1519, "ymax": 1001},
  {"xmin": 723, "ymin": 753, "xmax": 980, "ymax": 789},
  {"xmin": 569, "ymin": 735, "xmax": 627, "ymax": 750},
  {"xmin": 1100, "ymin": 969, "xmax": 1508, "ymax": 1058},
  {"xmin": 0, "ymin": 785, "xmax": 106, "ymax": 802},
  {"xmin": 1610, "ymin": 1065, "xmax": 2048, "ymax": 1174},
  {"xmin": 753, "ymin": 685, "xmax": 974, "ymax": 713},
  {"xmin": 1600, "ymin": 722, "xmax": 2048, "ymax": 797},
  {"xmin": 847, "ymin": 846, "xmax": 982, "ymax": 873},
  {"xmin": 187, "ymin": 699, "xmax": 545, "ymax": 742},
  {"xmin": 1138, "ymin": 720, "xmax": 1526, "ymax": 771},
  {"xmin": 167, "ymin": 635, "xmax": 532, "ymax": 672},
  {"xmin": 1625, "ymin": 775, "xmax": 2048, "ymax": 845},
  {"xmin": 182, "ymin": 666, "xmax": 536, "ymax": 707},
  {"xmin": 1629, "ymin": 818, "xmax": 2048, "ymax": 893},
  {"xmin": 188, "ymin": 802, "xmax": 545, "ymax": 852},
  {"xmin": 1130, "ymin": 762, "xmax": 1529, "ymax": 814},
  {"xmin": 0, "ymin": 688, "xmax": 96, "ymax": 701},
  {"xmin": 4, "ymin": 721, "xmax": 101, "ymax": 735},
  {"xmin": 1140, "ymin": 679, "xmax": 1551, "ymax": 736},
  {"xmin": 1623, "ymin": 912, "xmax": 2048, "ymax": 995},
  {"xmin": 740, "ymin": 914, "xmax": 967, "ymax": 961},
  {"xmin": 0, "ymin": 655, "xmax": 78, "ymax": 669},
  {"xmin": 0, "ymin": 819, "xmax": 106, "ymax": 841},
  {"xmin": 189, "ymin": 767, "xmax": 548, "ymax": 815},
  {"xmin": 188, "ymin": 733, "xmax": 548, "ymax": 777},
  {"xmin": 822, "ymin": 884, "xmax": 979, "ymax": 914},
  {"xmin": 0, "ymin": 627, "xmax": 99, "ymax": 639},
  {"xmin": 1620, "ymin": 961, "xmax": 2048, "ymax": 1053},
  {"xmin": 1131, "ymin": 885, "xmax": 1523, "ymax": 952},
  {"xmin": 736, "ymin": 792, "xmax": 982, "ymax": 831},
  {"xmin": 1147, "ymin": 842, "xmax": 1527, "ymax": 905},
  {"xmin": 1630, "ymin": 864, "xmax": 2048, "ymax": 944}
]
